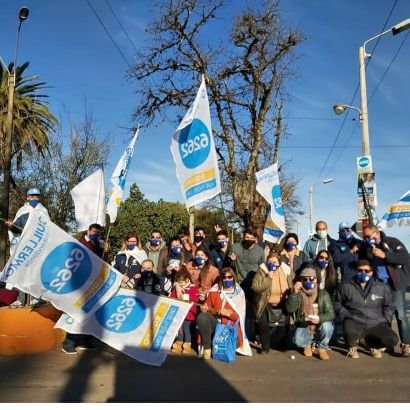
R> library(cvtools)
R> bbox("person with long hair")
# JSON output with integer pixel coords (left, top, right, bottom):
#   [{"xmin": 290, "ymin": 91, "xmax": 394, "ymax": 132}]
[
  {"xmin": 313, "ymin": 250, "xmax": 338, "ymax": 300},
  {"xmin": 196, "ymin": 267, "xmax": 252, "ymax": 360}
]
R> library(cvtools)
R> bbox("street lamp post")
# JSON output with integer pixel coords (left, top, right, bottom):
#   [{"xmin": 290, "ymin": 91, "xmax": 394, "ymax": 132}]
[
  {"xmin": 0, "ymin": 7, "xmax": 30, "ymax": 269},
  {"xmin": 308, "ymin": 178, "xmax": 334, "ymax": 237}
]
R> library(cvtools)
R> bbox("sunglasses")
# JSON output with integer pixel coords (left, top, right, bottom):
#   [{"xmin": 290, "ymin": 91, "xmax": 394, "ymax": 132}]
[
  {"xmin": 301, "ymin": 276, "xmax": 315, "ymax": 282},
  {"xmin": 223, "ymin": 275, "xmax": 234, "ymax": 280},
  {"xmin": 357, "ymin": 269, "xmax": 372, "ymax": 274}
]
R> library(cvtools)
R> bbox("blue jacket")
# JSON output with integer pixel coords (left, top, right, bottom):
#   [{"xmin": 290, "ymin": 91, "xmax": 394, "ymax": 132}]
[{"xmin": 329, "ymin": 237, "xmax": 361, "ymax": 284}]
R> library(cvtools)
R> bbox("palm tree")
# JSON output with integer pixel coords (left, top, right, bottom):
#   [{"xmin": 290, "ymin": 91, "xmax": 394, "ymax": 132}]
[{"xmin": 0, "ymin": 61, "xmax": 58, "ymax": 268}]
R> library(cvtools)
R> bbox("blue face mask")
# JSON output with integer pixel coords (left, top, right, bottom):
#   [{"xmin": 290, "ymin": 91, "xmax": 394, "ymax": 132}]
[
  {"xmin": 302, "ymin": 280, "xmax": 315, "ymax": 290},
  {"xmin": 340, "ymin": 231, "xmax": 352, "ymax": 241},
  {"xmin": 218, "ymin": 240, "xmax": 227, "ymax": 249},
  {"xmin": 285, "ymin": 242, "xmax": 296, "ymax": 251},
  {"xmin": 171, "ymin": 246, "xmax": 182, "ymax": 255},
  {"xmin": 366, "ymin": 237, "xmax": 377, "ymax": 247},
  {"xmin": 223, "ymin": 279, "xmax": 234, "ymax": 288},
  {"xmin": 89, "ymin": 233, "xmax": 99, "ymax": 242},
  {"xmin": 28, "ymin": 200, "xmax": 39, "ymax": 208},
  {"xmin": 195, "ymin": 256, "xmax": 206, "ymax": 266},
  {"xmin": 127, "ymin": 244, "xmax": 136, "ymax": 251},
  {"xmin": 141, "ymin": 270, "xmax": 152, "ymax": 278},
  {"xmin": 318, "ymin": 259, "xmax": 329, "ymax": 269},
  {"xmin": 150, "ymin": 239, "xmax": 161, "ymax": 247},
  {"xmin": 356, "ymin": 271, "xmax": 370, "ymax": 283},
  {"xmin": 266, "ymin": 262, "xmax": 278, "ymax": 271}
]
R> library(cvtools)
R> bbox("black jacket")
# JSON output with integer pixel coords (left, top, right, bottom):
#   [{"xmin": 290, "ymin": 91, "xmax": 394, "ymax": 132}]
[
  {"xmin": 329, "ymin": 237, "xmax": 361, "ymax": 284},
  {"xmin": 334, "ymin": 278, "xmax": 395, "ymax": 328}
]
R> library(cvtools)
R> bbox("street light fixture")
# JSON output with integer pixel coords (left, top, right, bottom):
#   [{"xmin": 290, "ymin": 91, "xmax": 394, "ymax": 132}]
[
  {"xmin": 0, "ymin": 7, "xmax": 30, "ymax": 269},
  {"xmin": 308, "ymin": 179, "xmax": 334, "ymax": 237}
]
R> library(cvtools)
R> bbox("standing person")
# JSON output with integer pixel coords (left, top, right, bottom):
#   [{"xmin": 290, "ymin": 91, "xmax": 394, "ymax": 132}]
[
  {"xmin": 79, "ymin": 223, "xmax": 108, "ymax": 261},
  {"xmin": 335, "ymin": 259, "xmax": 398, "ymax": 359},
  {"xmin": 359, "ymin": 225, "xmax": 410, "ymax": 357},
  {"xmin": 177, "ymin": 227, "xmax": 195, "ymax": 263},
  {"xmin": 139, "ymin": 259, "xmax": 155, "ymax": 293},
  {"xmin": 143, "ymin": 229, "xmax": 167, "ymax": 274},
  {"xmin": 252, "ymin": 252, "xmax": 292, "ymax": 354},
  {"xmin": 303, "ymin": 221, "xmax": 334, "ymax": 261},
  {"xmin": 210, "ymin": 229, "xmax": 235, "ymax": 271},
  {"xmin": 170, "ymin": 268, "xmax": 199, "ymax": 355},
  {"xmin": 196, "ymin": 267, "xmax": 252, "ymax": 360},
  {"xmin": 279, "ymin": 233, "xmax": 308, "ymax": 276},
  {"xmin": 4, "ymin": 187, "xmax": 50, "ymax": 307},
  {"xmin": 113, "ymin": 232, "xmax": 147, "ymax": 289},
  {"xmin": 286, "ymin": 267, "xmax": 335, "ymax": 360},
  {"xmin": 230, "ymin": 227, "xmax": 265, "ymax": 343},
  {"xmin": 193, "ymin": 227, "xmax": 213, "ymax": 255}
]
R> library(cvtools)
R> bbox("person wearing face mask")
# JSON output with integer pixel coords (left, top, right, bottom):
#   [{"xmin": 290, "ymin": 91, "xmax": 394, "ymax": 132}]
[
  {"xmin": 196, "ymin": 267, "xmax": 252, "ymax": 360},
  {"xmin": 113, "ymin": 233, "xmax": 147, "ymax": 289},
  {"xmin": 286, "ymin": 267, "xmax": 335, "ymax": 360},
  {"xmin": 143, "ymin": 229, "xmax": 167, "ymax": 273},
  {"xmin": 79, "ymin": 223, "xmax": 108, "ymax": 261},
  {"xmin": 358, "ymin": 225, "xmax": 410, "ymax": 357},
  {"xmin": 302, "ymin": 220, "xmax": 335, "ymax": 261},
  {"xmin": 280, "ymin": 233, "xmax": 308, "ymax": 276},
  {"xmin": 252, "ymin": 253, "xmax": 293, "ymax": 353},
  {"xmin": 334, "ymin": 260, "xmax": 398, "ymax": 359},
  {"xmin": 210, "ymin": 229, "xmax": 235, "ymax": 271},
  {"xmin": 312, "ymin": 250, "xmax": 338, "ymax": 300}
]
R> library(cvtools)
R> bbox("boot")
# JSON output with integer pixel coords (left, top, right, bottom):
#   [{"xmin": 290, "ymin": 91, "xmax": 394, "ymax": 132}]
[
  {"xmin": 171, "ymin": 340, "xmax": 183, "ymax": 353},
  {"xmin": 182, "ymin": 342, "xmax": 194, "ymax": 355}
]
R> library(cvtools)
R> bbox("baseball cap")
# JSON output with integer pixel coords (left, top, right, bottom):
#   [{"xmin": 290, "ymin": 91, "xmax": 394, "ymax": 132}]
[
  {"xmin": 27, "ymin": 188, "xmax": 41, "ymax": 196},
  {"xmin": 338, "ymin": 221, "xmax": 351, "ymax": 231}
]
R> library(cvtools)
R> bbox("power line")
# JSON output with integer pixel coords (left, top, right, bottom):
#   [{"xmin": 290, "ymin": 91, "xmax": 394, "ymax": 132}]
[{"xmin": 281, "ymin": 145, "xmax": 410, "ymax": 149}]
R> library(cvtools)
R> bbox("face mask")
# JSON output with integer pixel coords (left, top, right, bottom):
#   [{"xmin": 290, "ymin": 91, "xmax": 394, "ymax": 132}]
[
  {"xmin": 242, "ymin": 239, "xmax": 255, "ymax": 249},
  {"xmin": 357, "ymin": 271, "xmax": 370, "ymax": 283},
  {"xmin": 171, "ymin": 246, "xmax": 182, "ymax": 255},
  {"xmin": 223, "ymin": 279, "xmax": 234, "ymax": 288},
  {"xmin": 317, "ymin": 230, "xmax": 327, "ymax": 239},
  {"xmin": 194, "ymin": 235, "xmax": 203, "ymax": 243},
  {"xmin": 89, "ymin": 233, "xmax": 99, "ymax": 242},
  {"xmin": 266, "ymin": 262, "xmax": 278, "ymax": 271},
  {"xmin": 150, "ymin": 239, "xmax": 161, "ymax": 247},
  {"xmin": 28, "ymin": 200, "xmax": 39, "ymax": 208},
  {"xmin": 302, "ymin": 280, "xmax": 315, "ymax": 290},
  {"xmin": 285, "ymin": 242, "xmax": 296, "ymax": 251},
  {"xmin": 218, "ymin": 240, "xmax": 227, "ymax": 249},
  {"xmin": 340, "ymin": 231, "xmax": 352, "ymax": 241},
  {"xmin": 366, "ymin": 237, "xmax": 377, "ymax": 247},
  {"xmin": 318, "ymin": 259, "xmax": 329, "ymax": 269},
  {"xmin": 195, "ymin": 256, "xmax": 206, "ymax": 266},
  {"xmin": 141, "ymin": 270, "xmax": 152, "ymax": 278},
  {"xmin": 127, "ymin": 244, "xmax": 136, "ymax": 251}
]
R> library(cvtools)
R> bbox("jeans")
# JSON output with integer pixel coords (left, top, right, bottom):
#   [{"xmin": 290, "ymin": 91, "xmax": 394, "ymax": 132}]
[
  {"xmin": 391, "ymin": 289, "xmax": 410, "ymax": 344},
  {"xmin": 294, "ymin": 321, "xmax": 334, "ymax": 349},
  {"xmin": 177, "ymin": 319, "xmax": 195, "ymax": 343}
]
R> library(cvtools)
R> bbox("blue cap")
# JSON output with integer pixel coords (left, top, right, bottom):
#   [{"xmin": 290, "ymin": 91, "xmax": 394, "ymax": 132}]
[
  {"xmin": 27, "ymin": 188, "xmax": 41, "ymax": 196},
  {"xmin": 338, "ymin": 221, "xmax": 350, "ymax": 231}
]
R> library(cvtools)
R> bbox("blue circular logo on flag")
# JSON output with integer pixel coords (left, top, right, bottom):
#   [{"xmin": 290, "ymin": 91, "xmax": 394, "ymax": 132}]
[
  {"xmin": 272, "ymin": 185, "xmax": 284, "ymax": 216},
  {"xmin": 41, "ymin": 242, "xmax": 91, "ymax": 294},
  {"xmin": 178, "ymin": 119, "xmax": 210, "ymax": 169},
  {"xmin": 95, "ymin": 295, "xmax": 146, "ymax": 333}
]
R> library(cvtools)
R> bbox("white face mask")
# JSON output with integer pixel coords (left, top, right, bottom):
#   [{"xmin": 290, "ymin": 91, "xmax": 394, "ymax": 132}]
[{"xmin": 317, "ymin": 230, "xmax": 327, "ymax": 239}]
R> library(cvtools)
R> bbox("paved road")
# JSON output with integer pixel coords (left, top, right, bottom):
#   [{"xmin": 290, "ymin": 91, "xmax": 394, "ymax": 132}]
[{"xmin": 0, "ymin": 295, "xmax": 409, "ymax": 403}]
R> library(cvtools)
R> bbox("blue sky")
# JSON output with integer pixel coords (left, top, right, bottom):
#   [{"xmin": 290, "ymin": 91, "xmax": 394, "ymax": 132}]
[{"xmin": 1, "ymin": 0, "xmax": 409, "ymax": 247}]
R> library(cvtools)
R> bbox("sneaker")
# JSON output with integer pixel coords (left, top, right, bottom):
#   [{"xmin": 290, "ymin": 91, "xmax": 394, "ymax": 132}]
[
  {"xmin": 346, "ymin": 346, "xmax": 359, "ymax": 359},
  {"xmin": 77, "ymin": 342, "xmax": 97, "ymax": 351},
  {"xmin": 317, "ymin": 348, "xmax": 330, "ymax": 361},
  {"xmin": 197, "ymin": 345, "xmax": 204, "ymax": 359},
  {"xmin": 259, "ymin": 348, "xmax": 270, "ymax": 355},
  {"xmin": 370, "ymin": 348, "xmax": 382, "ymax": 359},
  {"xmin": 9, "ymin": 300, "xmax": 24, "ymax": 309},
  {"xmin": 62, "ymin": 345, "xmax": 78, "ymax": 355},
  {"xmin": 303, "ymin": 345, "xmax": 313, "ymax": 357},
  {"xmin": 203, "ymin": 348, "xmax": 212, "ymax": 360},
  {"xmin": 401, "ymin": 343, "xmax": 410, "ymax": 357}
]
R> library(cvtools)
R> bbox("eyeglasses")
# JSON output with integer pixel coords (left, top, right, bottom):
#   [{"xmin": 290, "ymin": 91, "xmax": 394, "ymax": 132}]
[
  {"xmin": 301, "ymin": 276, "xmax": 315, "ymax": 282},
  {"xmin": 223, "ymin": 275, "xmax": 234, "ymax": 280},
  {"xmin": 357, "ymin": 269, "xmax": 372, "ymax": 274}
]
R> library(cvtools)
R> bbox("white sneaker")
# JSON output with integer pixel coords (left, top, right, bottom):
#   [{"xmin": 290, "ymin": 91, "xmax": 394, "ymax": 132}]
[{"xmin": 9, "ymin": 300, "xmax": 24, "ymax": 308}]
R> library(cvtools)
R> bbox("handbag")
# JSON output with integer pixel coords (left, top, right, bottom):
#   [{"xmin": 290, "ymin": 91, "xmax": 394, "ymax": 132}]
[
  {"xmin": 266, "ymin": 304, "xmax": 289, "ymax": 327},
  {"xmin": 212, "ymin": 319, "xmax": 239, "ymax": 363}
]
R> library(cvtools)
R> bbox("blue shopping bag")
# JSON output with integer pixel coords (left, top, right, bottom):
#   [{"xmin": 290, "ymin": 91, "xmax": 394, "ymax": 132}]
[{"xmin": 212, "ymin": 319, "xmax": 239, "ymax": 363}]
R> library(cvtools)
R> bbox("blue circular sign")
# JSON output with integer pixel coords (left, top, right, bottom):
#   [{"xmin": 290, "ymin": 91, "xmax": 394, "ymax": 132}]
[
  {"xmin": 272, "ymin": 185, "xmax": 284, "ymax": 216},
  {"xmin": 358, "ymin": 157, "xmax": 369, "ymax": 168},
  {"xmin": 178, "ymin": 118, "xmax": 211, "ymax": 169},
  {"xmin": 41, "ymin": 242, "xmax": 91, "ymax": 294},
  {"xmin": 95, "ymin": 295, "xmax": 146, "ymax": 333}
]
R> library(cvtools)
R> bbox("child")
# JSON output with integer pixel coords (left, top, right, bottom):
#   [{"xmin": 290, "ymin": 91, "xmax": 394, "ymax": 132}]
[{"xmin": 170, "ymin": 267, "xmax": 199, "ymax": 354}]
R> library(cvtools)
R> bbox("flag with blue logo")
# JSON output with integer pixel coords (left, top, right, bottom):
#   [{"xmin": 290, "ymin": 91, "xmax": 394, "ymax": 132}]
[
  {"xmin": 255, "ymin": 163, "xmax": 285, "ymax": 242},
  {"xmin": 106, "ymin": 128, "xmax": 139, "ymax": 223},
  {"xmin": 1, "ymin": 209, "xmax": 123, "ymax": 323},
  {"xmin": 170, "ymin": 76, "xmax": 221, "ymax": 209},
  {"xmin": 378, "ymin": 190, "xmax": 410, "ymax": 229},
  {"xmin": 55, "ymin": 289, "xmax": 193, "ymax": 367}
]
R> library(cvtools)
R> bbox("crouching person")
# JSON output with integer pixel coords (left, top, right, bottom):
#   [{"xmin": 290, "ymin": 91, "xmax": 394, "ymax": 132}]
[{"xmin": 286, "ymin": 267, "xmax": 335, "ymax": 360}]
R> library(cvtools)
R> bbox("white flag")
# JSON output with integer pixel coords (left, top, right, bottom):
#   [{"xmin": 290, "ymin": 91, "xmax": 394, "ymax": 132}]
[
  {"xmin": 255, "ymin": 163, "xmax": 285, "ymax": 241},
  {"xmin": 55, "ymin": 289, "xmax": 193, "ymax": 367},
  {"xmin": 170, "ymin": 76, "xmax": 221, "ymax": 209},
  {"xmin": 1, "ymin": 209, "xmax": 123, "ymax": 323},
  {"xmin": 106, "ymin": 129, "xmax": 139, "ymax": 223},
  {"xmin": 70, "ymin": 168, "xmax": 106, "ymax": 231}
]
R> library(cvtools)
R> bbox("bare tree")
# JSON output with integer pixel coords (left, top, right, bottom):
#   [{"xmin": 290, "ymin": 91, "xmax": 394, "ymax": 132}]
[{"xmin": 129, "ymin": 0, "xmax": 305, "ymax": 229}]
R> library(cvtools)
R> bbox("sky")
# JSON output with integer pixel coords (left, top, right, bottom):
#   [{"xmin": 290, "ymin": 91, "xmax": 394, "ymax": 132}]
[{"xmin": 1, "ymin": 0, "xmax": 409, "ymax": 248}]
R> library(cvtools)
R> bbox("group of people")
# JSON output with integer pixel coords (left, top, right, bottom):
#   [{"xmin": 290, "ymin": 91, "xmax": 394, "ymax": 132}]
[{"xmin": 3, "ymin": 188, "xmax": 410, "ymax": 362}]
